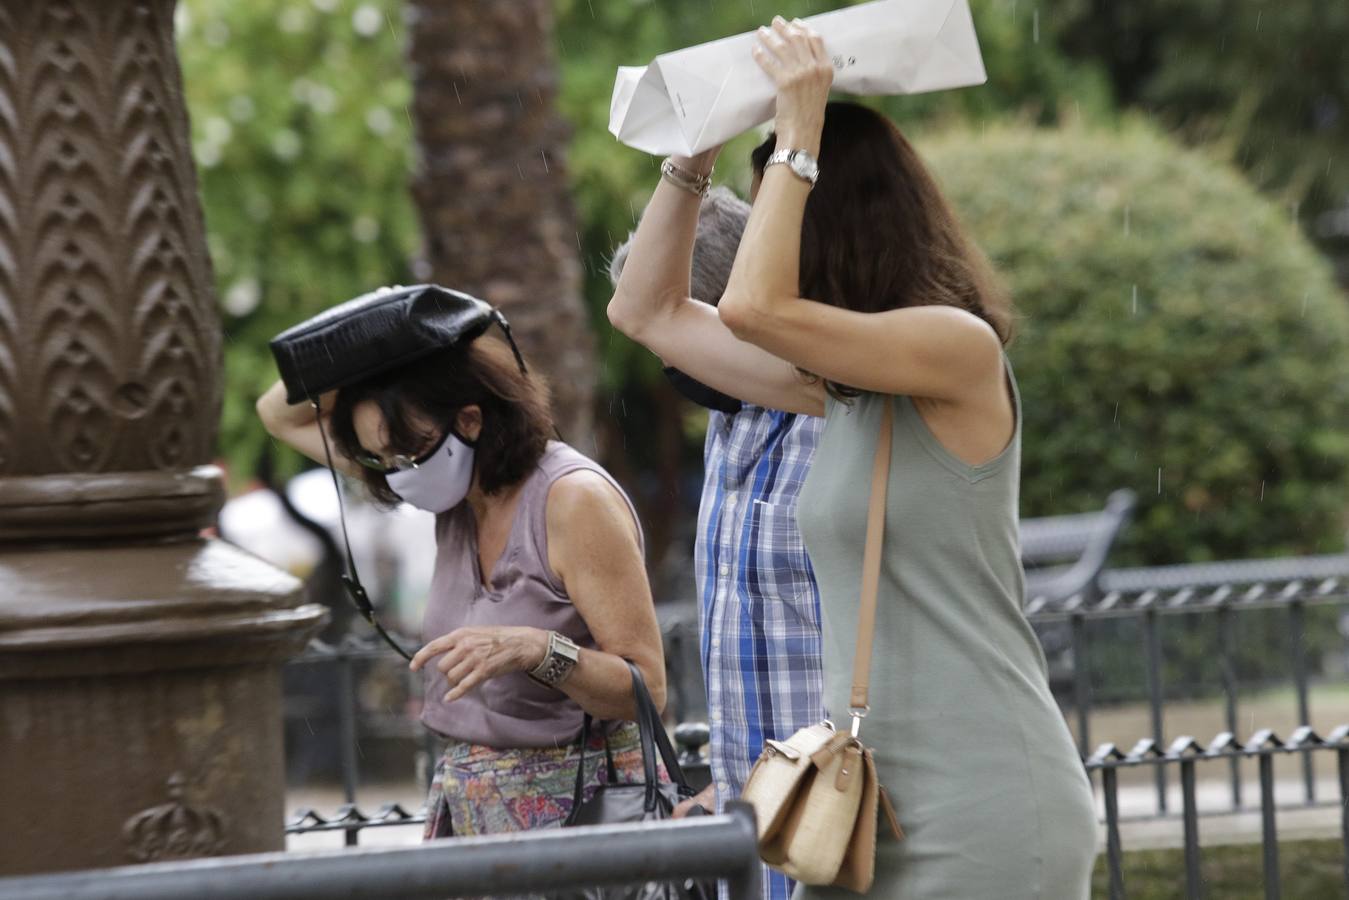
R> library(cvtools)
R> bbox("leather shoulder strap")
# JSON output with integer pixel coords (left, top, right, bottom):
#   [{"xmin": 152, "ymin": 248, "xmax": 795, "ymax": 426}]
[{"xmin": 848, "ymin": 396, "xmax": 893, "ymax": 715}]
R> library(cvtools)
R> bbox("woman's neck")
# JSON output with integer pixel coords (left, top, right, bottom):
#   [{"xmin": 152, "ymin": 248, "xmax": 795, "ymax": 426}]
[{"xmin": 465, "ymin": 478, "xmax": 522, "ymax": 526}]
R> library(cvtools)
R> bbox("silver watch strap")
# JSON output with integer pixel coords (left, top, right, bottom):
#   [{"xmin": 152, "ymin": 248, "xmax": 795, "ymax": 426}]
[{"xmin": 765, "ymin": 148, "xmax": 819, "ymax": 186}]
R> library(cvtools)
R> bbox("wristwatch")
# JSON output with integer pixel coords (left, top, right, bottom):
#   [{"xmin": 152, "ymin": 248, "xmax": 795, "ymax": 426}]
[
  {"xmin": 765, "ymin": 148, "xmax": 820, "ymax": 187},
  {"xmin": 529, "ymin": 630, "xmax": 581, "ymax": 688}
]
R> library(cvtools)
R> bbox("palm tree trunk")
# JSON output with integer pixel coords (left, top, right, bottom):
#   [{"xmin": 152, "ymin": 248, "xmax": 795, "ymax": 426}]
[{"xmin": 405, "ymin": 0, "xmax": 596, "ymax": 445}]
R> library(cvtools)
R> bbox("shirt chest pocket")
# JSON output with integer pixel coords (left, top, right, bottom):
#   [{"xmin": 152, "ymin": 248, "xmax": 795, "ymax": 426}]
[{"xmin": 742, "ymin": 501, "xmax": 819, "ymax": 626}]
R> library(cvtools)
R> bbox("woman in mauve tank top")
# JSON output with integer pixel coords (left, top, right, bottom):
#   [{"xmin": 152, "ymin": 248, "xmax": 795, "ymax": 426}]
[{"xmin": 257, "ymin": 334, "xmax": 665, "ymax": 840}]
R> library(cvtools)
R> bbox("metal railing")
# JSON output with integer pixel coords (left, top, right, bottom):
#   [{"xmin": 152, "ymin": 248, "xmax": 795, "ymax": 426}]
[
  {"xmin": 282, "ymin": 555, "xmax": 1349, "ymax": 842},
  {"xmin": 1087, "ymin": 726, "xmax": 1349, "ymax": 900},
  {"xmin": 284, "ymin": 634, "xmax": 438, "ymax": 843},
  {"xmin": 1030, "ymin": 554, "xmax": 1349, "ymax": 816},
  {"xmin": 0, "ymin": 805, "xmax": 761, "ymax": 900}
]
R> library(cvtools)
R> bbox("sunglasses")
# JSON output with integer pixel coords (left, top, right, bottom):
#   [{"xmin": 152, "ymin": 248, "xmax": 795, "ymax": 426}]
[{"xmin": 351, "ymin": 421, "xmax": 460, "ymax": 475}]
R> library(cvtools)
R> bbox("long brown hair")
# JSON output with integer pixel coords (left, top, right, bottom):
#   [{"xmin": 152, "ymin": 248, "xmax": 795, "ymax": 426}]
[
  {"xmin": 329, "ymin": 336, "xmax": 553, "ymax": 505},
  {"xmin": 752, "ymin": 102, "xmax": 1011, "ymax": 392}
]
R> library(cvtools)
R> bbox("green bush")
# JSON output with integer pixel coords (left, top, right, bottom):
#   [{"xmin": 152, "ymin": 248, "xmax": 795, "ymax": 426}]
[{"xmin": 922, "ymin": 123, "xmax": 1349, "ymax": 564}]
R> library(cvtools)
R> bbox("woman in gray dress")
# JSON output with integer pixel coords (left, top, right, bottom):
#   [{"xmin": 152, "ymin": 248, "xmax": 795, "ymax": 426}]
[{"xmin": 608, "ymin": 15, "xmax": 1097, "ymax": 898}]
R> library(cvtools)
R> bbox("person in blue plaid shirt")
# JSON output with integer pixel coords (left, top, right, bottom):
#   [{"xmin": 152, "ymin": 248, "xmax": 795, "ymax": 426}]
[{"xmin": 609, "ymin": 186, "xmax": 824, "ymax": 900}]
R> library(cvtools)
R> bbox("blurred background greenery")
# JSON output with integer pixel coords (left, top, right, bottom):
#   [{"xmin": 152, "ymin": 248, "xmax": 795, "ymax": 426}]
[{"xmin": 179, "ymin": 0, "xmax": 1349, "ymax": 579}]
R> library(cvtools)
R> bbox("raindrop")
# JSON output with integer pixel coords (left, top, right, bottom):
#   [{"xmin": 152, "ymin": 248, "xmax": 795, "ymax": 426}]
[
  {"xmin": 1131, "ymin": 284, "xmax": 1138, "ymax": 315},
  {"xmin": 1260, "ymin": 480, "xmax": 1265, "ymax": 501},
  {"xmin": 1112, "ymin": 402, "xmax": 1119, "ymax": 425},
  {"xmin": 1301, "ymin": 292, "xmax": 1309, "ymax": 317},
  {"xmin": 541, "ymin": 150, "xmax": 550, "ymax": 174},
  {"xmin": 1157, "ymin": 467, "xmax": 1162, "ymax": 494},
  {"xmin": 453, "ymin": 83, "xmax": 462, "ymax": 105},
  {"xmin": 1032, "ymin": 8, "xmax": 1039, "ymax": 43},
  {"xmin": 1123, "ymin": 205, "xmax": 1131, "ymax": 236}
]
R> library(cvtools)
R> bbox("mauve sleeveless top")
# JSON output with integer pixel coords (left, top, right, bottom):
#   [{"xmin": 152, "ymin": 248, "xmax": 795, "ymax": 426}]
[{"xmin": 420, "ymin": 442, "xmax": 644, "ymax": 749}]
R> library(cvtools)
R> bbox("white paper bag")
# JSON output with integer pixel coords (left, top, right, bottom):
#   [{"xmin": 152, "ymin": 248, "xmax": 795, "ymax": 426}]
[{"xmin": 609, "ymin": 0, "xmax": 987, "ymax": 156}]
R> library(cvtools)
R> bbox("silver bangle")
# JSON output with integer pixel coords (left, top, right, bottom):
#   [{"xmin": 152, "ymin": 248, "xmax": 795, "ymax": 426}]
[
  {"xmin": 528, "ymin": 630, "xmax": 580, "ymax": 687},
  {"xmin": 660, "ymin": 158, "xmax": 712, "ymax": 197}
]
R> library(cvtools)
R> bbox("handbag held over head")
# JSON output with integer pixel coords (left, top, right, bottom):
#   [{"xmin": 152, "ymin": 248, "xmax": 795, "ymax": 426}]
[{"xmin": 740, "ymin": 397, "xmax": 905, "ymax": 894}]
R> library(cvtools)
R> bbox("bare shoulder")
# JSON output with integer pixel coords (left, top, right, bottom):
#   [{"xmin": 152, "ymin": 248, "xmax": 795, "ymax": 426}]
[
  {"xmin": 912, "ymin": 306, "xmax": 1006, "ymax": 392},
  {"xmin": 923, "ymin": 306, "xmax": 1003, "ymax": 353},
  {"xmin": 545, "ymin": 469, "xmax": 640, "ymax": 546}
]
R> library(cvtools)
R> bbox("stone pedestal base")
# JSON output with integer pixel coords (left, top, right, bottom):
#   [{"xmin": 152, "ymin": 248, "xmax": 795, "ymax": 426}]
[{"xmin": 0, "ymin": 536, "xmax": 326, "ymax": 876}]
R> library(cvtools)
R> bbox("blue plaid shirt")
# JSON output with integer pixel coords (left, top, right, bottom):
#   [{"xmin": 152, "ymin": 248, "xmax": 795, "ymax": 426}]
[{"xmin": 696, "ymin": 406, "xmax": 825, "ymax": 900}]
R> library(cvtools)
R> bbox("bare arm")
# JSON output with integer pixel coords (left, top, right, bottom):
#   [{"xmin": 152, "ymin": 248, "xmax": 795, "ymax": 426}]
[
  {"xmin": 606, "ymin": 150, "xmax": 824, "ymax": 416},
  {"xmin": 255, "ymin": 380, "xmax": 360, "ymax": 477},
  {"xmin": 718, "ymin": 19, "xmax": 1005, "ymax": 404},
  {"xmin": 544, "ymin": 471, "xmax": 667, "ymax": 719}
]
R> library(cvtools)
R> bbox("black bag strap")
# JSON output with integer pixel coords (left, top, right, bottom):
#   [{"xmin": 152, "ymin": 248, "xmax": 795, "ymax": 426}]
[
  {"xmin": 568, "ymin": 662, "xmax": 695, "ymax": 818},
  {"xmin": 626, "ymin": 661, "xmax": 694, "ymax": 798},
  {"xmin": 313, "ymin": 402, "xmax": 415, "ymax": 661},
  {"xmin": 570, "ymin": 714, "xmax": 618, "ymax": 815}
]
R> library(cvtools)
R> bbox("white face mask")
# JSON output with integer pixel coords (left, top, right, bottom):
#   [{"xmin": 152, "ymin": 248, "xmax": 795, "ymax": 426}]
[{"xmin": 385, "ymin": 429, "xmax": 477, "ymax": 514}]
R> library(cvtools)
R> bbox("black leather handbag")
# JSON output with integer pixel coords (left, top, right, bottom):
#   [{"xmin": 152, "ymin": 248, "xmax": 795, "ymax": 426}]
[{"xmin": 557, "ymin": 662, "xmax": 715, "ymax": 900}]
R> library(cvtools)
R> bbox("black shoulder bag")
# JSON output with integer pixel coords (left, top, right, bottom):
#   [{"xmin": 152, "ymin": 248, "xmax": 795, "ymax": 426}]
[{"xmin": 559, "ymin": 661, "xmax": 714, "ymax": 900}]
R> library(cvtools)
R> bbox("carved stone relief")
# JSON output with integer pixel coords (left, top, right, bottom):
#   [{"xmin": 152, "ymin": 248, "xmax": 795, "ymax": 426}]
[
  {"xmin": 122, "ymin": 772, "xmax": 228, "ymax": 863},
  {"xmin": 0, "ymin": 0, "xmax": 221, "ymax": 477}
]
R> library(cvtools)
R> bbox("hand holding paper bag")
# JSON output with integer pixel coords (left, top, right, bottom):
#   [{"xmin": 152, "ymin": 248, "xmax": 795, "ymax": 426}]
[{"xmin": 609, "ymin": 0, "xmax": 987, "ymax": 157}]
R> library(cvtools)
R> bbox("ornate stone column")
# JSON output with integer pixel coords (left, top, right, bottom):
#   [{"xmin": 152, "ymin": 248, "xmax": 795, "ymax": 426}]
[{"xmin": 0, "ymin": 0, "xmax": 326, "ymax": 876}]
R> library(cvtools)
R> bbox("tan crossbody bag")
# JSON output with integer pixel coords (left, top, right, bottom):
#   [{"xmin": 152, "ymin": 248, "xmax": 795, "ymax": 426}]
[{"xmin": 740, "ymin": 397, "xmax": 905, "ymax": 894}]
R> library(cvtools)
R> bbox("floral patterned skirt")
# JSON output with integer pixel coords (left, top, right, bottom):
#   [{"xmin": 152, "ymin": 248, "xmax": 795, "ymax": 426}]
[{"xmin": 422, "ymin": 720, "xmax": 651, "ymax": 839}]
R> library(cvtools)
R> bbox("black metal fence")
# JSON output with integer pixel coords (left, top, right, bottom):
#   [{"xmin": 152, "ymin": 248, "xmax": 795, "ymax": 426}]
[
  {"xmin": 1087, "ymin": 725, "xmax": 1349, "ymax": 900},
  {"xmin": 278, "ymin": 553, "xmax": 1349, "ymax": 900},
  {"xmin": 1030, "ymin": 554, "xmax": 1349, "ymax": 816}
]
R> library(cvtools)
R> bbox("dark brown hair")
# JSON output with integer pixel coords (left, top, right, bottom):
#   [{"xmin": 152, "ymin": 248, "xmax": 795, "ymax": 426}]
[
  {"xmin": 329, "ymin": 336, "xmax": 553, "ymax": 506},
  {"xmin": 751, "ymin": 102, "xmax": 1012, "ymax": 393}
]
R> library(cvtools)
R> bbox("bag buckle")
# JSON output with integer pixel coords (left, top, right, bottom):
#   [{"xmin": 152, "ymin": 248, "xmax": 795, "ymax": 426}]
[{"xmin": 848, "ymin": 706, "xmax": 868, "ymax": 739}]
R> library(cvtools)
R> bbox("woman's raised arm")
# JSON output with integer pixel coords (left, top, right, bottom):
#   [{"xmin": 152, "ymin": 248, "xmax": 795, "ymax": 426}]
[
  {"xmin": 718, "ymin": 17, "xmax": 1005, "ymax": 404},
  {"xmin": 606, "ymin": 149, "xmax": 825, "ymax": 416}
]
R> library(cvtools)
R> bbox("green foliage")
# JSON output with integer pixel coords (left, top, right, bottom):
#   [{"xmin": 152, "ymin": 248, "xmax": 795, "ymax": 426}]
[
  {"xmin": 1047, "ymin": 0, "xmax": 1349, "ymax": 246},
  {"xmin": 923, "ymin": 123, "xmax": 1349, "ymax": 564},
  {"xmin": 179, "ymin": 0, "xmax": 417, "ymax": 484}
]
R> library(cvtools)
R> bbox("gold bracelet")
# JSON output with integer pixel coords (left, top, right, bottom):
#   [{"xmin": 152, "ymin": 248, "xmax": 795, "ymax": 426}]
[{"xmin": 660, "ymin": 158, "xmax": 712, "ymax": 197}]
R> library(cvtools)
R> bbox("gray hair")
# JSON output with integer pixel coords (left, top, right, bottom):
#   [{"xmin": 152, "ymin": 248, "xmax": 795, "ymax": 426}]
[{"xmin": 608, "ymin": 185, "xmax": 751, "ymax": 306}]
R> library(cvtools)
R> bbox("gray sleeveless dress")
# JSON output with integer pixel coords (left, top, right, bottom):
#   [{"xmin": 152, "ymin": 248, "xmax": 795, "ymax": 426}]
[{"xmin": 793, "ymin": 370, "xmax": 1097, "ymax": 899}]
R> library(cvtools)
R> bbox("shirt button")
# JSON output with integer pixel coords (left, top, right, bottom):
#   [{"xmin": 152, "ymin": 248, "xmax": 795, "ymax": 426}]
[
  {"xmin": 719, "ymin": 564, "xmax": 730, "ymax": 576},
  {"xmin": 717, "ymin": 781, "xmax": 730, "ymax": 794},
  {"xmin": 726, "ymin": 495, "xmax": 738, "ymax": 509}
]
